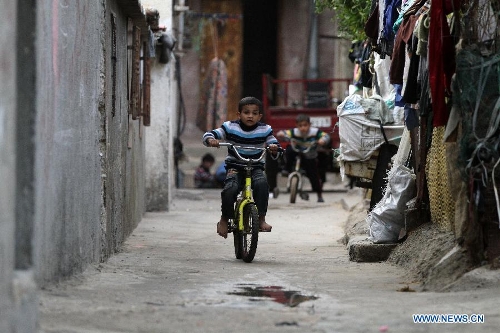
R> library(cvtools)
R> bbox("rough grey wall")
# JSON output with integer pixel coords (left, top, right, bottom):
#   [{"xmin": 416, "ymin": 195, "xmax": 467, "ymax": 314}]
[
  {"xmin": 145, "ymin": 0, "xmax": 176, "ymax": 212},
  {"xmin": 100, "ymin": 0, "xmax": 145, "ymax": 259},
  {"xmin": 34, "ymin": 0, "xmax": 145, "ymax": 285},
  {"xmin": 0, "ymin": 1, "xmax": 18, "ymax": 331},
  {"xmin": 34, "ymin": 0, "xmax": 103, "ymax": 284},
  {"xmin": 1, "ymin": 0, "xmax": 149, "ymax": 329},
  {"xmin": 145, "ymin": 59, "xmax": 176, "ymax": 212},
  {"xmin": 145, "ymin": 0, "xmax": 178, "ymax": 211}
]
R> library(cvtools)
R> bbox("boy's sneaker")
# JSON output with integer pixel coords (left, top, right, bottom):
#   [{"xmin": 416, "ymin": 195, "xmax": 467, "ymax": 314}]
[{"xmin": 317, "ymin": 197, "xmax": 325, "ymax": 203}]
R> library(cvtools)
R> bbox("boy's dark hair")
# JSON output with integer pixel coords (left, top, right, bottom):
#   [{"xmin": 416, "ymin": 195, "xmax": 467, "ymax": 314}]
[
  {"xmin": 202, "ymin": 153, "xmax": 215, "ymax": 163},
  {"xmin": 238, "ymin": 96, "xmax": 263, "ymax": 114},
  {"xmin": 296, "ymin": 114, "xmax": 310, "ymax": 123}
]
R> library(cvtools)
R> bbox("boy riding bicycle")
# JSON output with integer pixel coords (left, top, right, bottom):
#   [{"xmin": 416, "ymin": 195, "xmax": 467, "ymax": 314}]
[
  {"xmin": 276, "ymin": 114, "xmax": 330, "ymax": 202},
  {"xmin": 203, "ymin": 97, "xmax": 282, "ymax": 239}
]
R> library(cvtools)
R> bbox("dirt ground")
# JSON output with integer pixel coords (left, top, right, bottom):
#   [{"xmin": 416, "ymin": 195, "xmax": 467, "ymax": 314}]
[
  {"xmin": 38, "ymin": 180, "xmax": 500, "ymax": 333},
  {"xmin": 344, "ymin": 199, "xmax": 500, "ymax": 293}
]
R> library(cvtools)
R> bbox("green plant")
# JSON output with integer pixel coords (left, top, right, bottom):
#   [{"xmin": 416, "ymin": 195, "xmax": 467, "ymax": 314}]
[{"xmin": 316, "ymin": 0, "xmax": 372, "ymax": 41}]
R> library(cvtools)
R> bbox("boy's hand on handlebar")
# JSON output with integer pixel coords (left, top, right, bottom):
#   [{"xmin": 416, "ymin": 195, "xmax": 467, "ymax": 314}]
[
  {"xmin": 207, "ymin": 138, "xmax": 220, "ymax": 148},
  {"xmin": 318, "ymin": 138, "xmax": 327, "ymax": 146},
  {"xmin": 268, "ymin": 144, "xmax": 279, "ymax": 155}
]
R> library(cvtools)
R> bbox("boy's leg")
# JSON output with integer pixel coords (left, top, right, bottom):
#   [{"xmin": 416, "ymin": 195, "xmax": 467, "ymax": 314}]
[
  {"xmin": 302, "ymin": 158, "xmax": 324, "ymax": 202},
  {"xmin": 317, "ymin": 151, "xmax": 328, "ymax": 183},
  {"xmin": 218, "ymin": 169, "xmax": 242, "ymax": 238},
  {"xmin": 283, "ymin": 145, "xmax": 297, "ymax": 174},
  {"xmin": 251, "ymin": 169, "xmax": 272, "ymax": 231},
  {"xmin": 265, "ymin": 151, "xmax": 279, "ymax": 195}
]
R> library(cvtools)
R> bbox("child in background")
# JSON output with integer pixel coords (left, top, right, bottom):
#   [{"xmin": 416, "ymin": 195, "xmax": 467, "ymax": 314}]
[
  {"xmin": 203, "ymin": 96, "xmax": 281, "ymax": 238},
  {"xmin": 194, "ymin": 153, "xmax": 217, "ymax": 188},
  {"xmin": 276, "ymin": 114, "xmax": 330, "ymax": 202}
]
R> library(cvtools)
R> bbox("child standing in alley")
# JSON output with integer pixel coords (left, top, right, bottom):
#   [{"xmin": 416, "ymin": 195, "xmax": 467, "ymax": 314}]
[
  {"xmin": 202, "ymin": 97, "xmax": 282, "ymax": 239},
  {"xmin": 276, "ymin": 114, "xmax": 330, "ymax": 202}
]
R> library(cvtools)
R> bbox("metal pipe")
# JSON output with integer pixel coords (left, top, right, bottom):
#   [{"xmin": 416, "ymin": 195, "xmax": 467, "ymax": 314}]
[
  {"xmin": 307, "ymin": 0, "xmax": 319, "ymax": 79},
  {"xmin": 175, "ymin": 0, "xmax": 189, "ymax": 52}
]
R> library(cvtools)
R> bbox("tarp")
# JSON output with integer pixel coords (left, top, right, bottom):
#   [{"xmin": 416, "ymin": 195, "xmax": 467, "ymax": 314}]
[{"xmin": 337, "ymin": 94, "xmax": 404, "ymax": 161}]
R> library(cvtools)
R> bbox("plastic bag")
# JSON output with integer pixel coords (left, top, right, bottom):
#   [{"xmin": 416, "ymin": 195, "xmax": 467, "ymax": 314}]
[{"xmin": 367, "ymin": 164, "xmax": 416, "ymax": 243}]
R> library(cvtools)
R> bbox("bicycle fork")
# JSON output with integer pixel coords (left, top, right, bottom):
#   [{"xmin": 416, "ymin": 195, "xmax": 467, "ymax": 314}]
[
  {"xmin": 287, "ymin": 156, "xmax": 304, "ymax": 190},
  {"xmin": 235, "ymin": 167, "xmax": 254, "ymax": 232}
]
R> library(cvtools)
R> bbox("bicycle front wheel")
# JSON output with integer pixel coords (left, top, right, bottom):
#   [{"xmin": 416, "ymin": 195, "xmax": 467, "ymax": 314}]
[
  {"xmin": 233, "ymin": 228, "xmax": 242, "ymax": 259},
  {"xmin": 240, "ymin": 203, "xmax": 259, "ymax": 263}
]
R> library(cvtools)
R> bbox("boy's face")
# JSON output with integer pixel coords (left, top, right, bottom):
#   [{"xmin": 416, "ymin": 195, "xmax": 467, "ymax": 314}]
[
  {"xmin": 238, "ymin": 104, "xmax": 262, "ymax": 127},
  {"xmin": 202, "ymin": 160, "xmax": 214, "ymax": 168},
  {"xmin": 296, "ymin": 120, "xmax": 311, "ymax": 135}
]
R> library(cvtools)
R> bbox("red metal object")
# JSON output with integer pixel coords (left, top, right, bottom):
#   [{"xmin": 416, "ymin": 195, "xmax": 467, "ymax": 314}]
[{"xmin": 261, "ymin": 74, "xmax": 350, "ymax": 149}]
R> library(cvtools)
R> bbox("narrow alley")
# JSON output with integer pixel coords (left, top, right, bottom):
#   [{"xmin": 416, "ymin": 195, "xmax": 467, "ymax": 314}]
[{"xmin": 38, "ymin": 185, "xmax": 500, "ymax": 333}]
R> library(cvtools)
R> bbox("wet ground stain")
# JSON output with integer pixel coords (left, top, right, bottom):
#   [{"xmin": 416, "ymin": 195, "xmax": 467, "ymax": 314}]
[{"xmin": 228, "ymin": 284, "xmax": 318, "ymax": 307}]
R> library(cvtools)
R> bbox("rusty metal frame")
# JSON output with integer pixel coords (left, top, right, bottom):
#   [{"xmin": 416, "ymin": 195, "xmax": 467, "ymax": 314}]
[
  {"xmin": 142, "ymin": 40, "xmax": 151, "ymax": 126},
  {"xmin": 129, "ymin": 25, "xmax": 141, "ymax": 120}
]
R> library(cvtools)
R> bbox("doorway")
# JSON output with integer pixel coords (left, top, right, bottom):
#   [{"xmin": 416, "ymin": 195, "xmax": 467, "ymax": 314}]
[{"xmin": 242, "ymin": 0, "xmax": 278, "ymax": 100}]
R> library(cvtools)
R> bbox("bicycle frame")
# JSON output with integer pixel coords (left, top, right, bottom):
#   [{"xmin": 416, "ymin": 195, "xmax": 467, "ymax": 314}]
[
  {"xmin": 235, "ymin": 167, "xmax": 253, "ymax": 232},
  {"xmin": 287, "ymin": 156, "xmax": 305, "ymax": 191},
  {"xmin": 218, "ymin": 142, "xmax": 267, "ymax": 232},
  {"xmin": 286, "ymin": 138, "xmax": 316, "ymax": 200}
]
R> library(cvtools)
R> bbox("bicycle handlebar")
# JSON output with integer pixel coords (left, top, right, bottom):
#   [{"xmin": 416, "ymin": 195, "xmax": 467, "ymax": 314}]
[
  {"xmin": 218, "ymin": 142, "xmax": 268, "ymax": 163},
  {"xmin": 288, "ymin": 138, "xmax": 317, "ymax": 154}
]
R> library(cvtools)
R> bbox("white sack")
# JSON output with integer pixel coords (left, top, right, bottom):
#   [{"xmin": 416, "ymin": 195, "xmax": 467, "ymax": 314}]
[{"xmin": 367, "ymin": 164, "xmax": 416, "ymax": 244}]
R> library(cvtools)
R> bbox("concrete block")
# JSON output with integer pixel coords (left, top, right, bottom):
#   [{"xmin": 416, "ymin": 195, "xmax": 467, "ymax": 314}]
[{"xmin": 347, "ymin": 236, "xmax": 398, "ymax": 262}]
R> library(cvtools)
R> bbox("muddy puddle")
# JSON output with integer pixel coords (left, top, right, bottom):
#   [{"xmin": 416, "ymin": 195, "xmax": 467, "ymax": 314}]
[{"xmin": 228, "ymin": 284, "xmax": 318, "ymax": 307}]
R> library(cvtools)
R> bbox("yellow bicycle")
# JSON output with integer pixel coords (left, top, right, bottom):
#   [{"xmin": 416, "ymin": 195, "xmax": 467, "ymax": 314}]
[{"xmin": 218, "ymin": 142, "xmax": 268, "ymax": 263}]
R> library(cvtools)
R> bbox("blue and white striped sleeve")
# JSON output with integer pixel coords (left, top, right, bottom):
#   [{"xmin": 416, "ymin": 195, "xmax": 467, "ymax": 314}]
[{"xmin": 202, "ymin": 123, "xmax": 228, "ymax": 146}]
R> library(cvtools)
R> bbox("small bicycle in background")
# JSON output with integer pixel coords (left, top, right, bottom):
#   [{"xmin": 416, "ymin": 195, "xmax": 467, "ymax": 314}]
[
  {"xmin": 216, "ymin": 142, "xmax": 268, "ymax": 263},
  {"xmin": 285, "ymin": 138, "xmax": 317, "ymax": 203}
]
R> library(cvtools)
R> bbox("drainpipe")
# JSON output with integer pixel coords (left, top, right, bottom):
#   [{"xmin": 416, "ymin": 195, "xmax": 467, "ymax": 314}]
[
  {"xmin": 307, "ymin": 0, "xmax": 319, "ymax": 79},
  {"xmin": 174, "ymin": 0, "xmax": 189, "ymax": 53}
]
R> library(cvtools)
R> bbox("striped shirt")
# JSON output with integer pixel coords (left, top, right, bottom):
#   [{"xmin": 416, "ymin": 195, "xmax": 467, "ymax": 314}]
[
  {"xmin": 203, "ymin": 120, "xmax": 280, "ymax": 169},
  {"xmin": 283, "ymin": 127, "xmax": 330, "ymax": 159}
]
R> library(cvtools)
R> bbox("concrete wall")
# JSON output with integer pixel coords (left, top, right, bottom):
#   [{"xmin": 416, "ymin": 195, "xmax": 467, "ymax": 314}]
[
  {"xmin": 144, "ymin": 0, "xmax": 177, "ymax": 212},
  {"xmin": 1, "ymin": 0, "xmax": 168, "ymax": 330},
  {"xmin": 33, "ymin": 0, "xmax": 147, "ymax": 285},
  {"xmin": 0, "ymin": 1, "xmax": 19, "ymax": 331},
  {"xmin": 278, "ymin": 1, "xmax": 352, "ymax": 81},
  {"xmin": 34, "ymin": 0, "xmax": 103, "ymax": 284}
]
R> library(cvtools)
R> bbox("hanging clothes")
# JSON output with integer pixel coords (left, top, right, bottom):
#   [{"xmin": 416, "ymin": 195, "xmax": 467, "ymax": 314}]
[
  {"xmin": 197, "ymin": 57, "xmax": 228, "ymax": 132},
  {"xmin": 389, "ymin": 15, "xmax": 419, "ymax": 85},
  {"xmin": 428, "ymin": 0, "xmax": 457, "ymax": 127}
]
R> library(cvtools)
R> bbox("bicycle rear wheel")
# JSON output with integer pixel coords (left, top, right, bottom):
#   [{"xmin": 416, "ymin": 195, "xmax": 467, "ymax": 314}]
[
  {"xmin": 289, "ymin": 175, "xmax": 299, "ymax": 203},
  {"xmin": 240, "ymin": 203, "xmax": 259, "ymax": 263}
]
